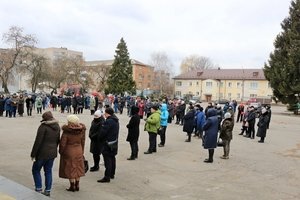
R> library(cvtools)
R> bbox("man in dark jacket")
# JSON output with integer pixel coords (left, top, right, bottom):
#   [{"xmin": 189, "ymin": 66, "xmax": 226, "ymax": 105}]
[
  {"xmin": 0, "ymin": 94, "xmax": 5, "ymax": 116},
  {"xmin": 126, "ymin": 106, "xmax": 140, "ymax": 160},
  {"xmin": 30, "ymin": 111, "xmax": 60, "ymax": 197},
  {"xmin": 97, "ymin": 107, "xmax": 119, "ymax": 183},
  {"xmin": 245, "ymin": 106, "xmax": 256, "ymax": 139}
]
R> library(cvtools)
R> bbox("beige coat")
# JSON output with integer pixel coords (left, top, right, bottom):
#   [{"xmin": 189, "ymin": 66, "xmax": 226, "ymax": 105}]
[{"xmin": 59, "ymin": 123, "xmax": 86, "ymax": 179}]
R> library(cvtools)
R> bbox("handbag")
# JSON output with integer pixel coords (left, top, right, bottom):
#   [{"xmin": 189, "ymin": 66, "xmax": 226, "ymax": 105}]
[
  {"xmin": 217, "ymin": 138, "xmax": 224, "ymax": 147},
  {"xmin": 83, "ymin": 157, "xmax": 89, "ymax": 173}
]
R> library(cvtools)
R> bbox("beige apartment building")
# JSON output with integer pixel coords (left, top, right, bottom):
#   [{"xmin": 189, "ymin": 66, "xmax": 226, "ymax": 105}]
[{"xmin": 173, "ymin": 68, "xmax": 272, "ymax": 102}]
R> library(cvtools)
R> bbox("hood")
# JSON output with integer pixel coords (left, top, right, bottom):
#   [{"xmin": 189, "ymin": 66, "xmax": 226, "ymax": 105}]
[
  {"xmin": 131, "ymin": 106, "xmax": 139, "ymax": 115},
  {"xmin": 160, "ymin": 103, "xmax": 167, "ymax": 112},
  {"xmin": 62, "ymin": 123, "xmax": 86, "ymax": 134},
  {"xmin": 42, "ymin": 120, "xmax": 60, "ymax": 131},
  {"xmin": 207, "ymin": 108, "xmax": 217, "ymax": 117}
]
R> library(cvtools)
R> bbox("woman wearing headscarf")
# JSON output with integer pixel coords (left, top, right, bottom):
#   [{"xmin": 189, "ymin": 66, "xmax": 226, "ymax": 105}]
[
  {"xmin": 256, "ymin": 107, "xmax": 269, "ymax": 143},
  {"xmin": 59, "ymin": 115, "xmax": 86, "ymax": 192},
  {"xmin": 220, "ymin": 112, "xmax": 234, "ymax": 159}
]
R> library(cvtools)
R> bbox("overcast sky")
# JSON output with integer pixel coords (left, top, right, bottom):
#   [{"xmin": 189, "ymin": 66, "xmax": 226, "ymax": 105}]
[{"xmin": 0, "ymin": 0, "xmax": 292, "ymax": 74}]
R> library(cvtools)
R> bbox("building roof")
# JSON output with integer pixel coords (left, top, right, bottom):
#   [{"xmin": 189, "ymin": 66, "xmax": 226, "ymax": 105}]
[
  {"xmin": 85, "ymin": 59, "xmax": 153, "ymax": 68},
  {"xmin": 173, "ymin": 68, "xmax": 266, "ymax": 80}
]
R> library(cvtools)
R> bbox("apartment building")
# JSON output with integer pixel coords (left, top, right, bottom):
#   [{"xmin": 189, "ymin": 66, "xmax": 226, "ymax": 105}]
[{"xmin": 173, "ymin": 68, "xmax": 272, "ymax": 102}]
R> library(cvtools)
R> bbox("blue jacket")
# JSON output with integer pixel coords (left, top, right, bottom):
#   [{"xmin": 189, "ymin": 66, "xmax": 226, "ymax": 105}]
[
  {"xmin": 160, "ymin": 103, "xmax": 169, "ymax": 127},
  {"xmin": 203, "ymin": 108, "xmax": 219, "ymax": 149},
  {"xmin": 196, "ymin": 111, "xmax": 206, "ymax": 131}
]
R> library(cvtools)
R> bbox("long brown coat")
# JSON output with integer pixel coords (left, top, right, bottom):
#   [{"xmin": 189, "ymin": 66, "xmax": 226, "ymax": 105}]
[{"xmin": 59, "ymin": 123, "xmax": 86, "ymax": 179}]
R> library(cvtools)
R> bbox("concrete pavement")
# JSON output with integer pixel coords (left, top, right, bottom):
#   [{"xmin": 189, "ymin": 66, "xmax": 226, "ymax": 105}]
[{"xmin": 0, "ymin": 105, "xmax": 299, "ymax": 200}]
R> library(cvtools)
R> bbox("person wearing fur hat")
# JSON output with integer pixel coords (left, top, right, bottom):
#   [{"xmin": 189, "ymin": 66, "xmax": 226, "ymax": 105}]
[
  {"xmin": 256, "ymin": 107, "xmax": 270, "ymax": 143},
  {"xmin": 89, "ymin": 110, "xmax": 105, "ymax": 171},
  {"xmin": 126, "ymin": 106, "xmax": 140, "ymax": 160},
  {"xmin": 59, "ymin": 115, "xmax": 86, "ymax": 192},
  {"xmin": 30, "ymin": 111, "xmax": 60, "ymax": 197},
  {"xmin": 220, "ymin": 112, "xmax": 234, "ymax": 159}
]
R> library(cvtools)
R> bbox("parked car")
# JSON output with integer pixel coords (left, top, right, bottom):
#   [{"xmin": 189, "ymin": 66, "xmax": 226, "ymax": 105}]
[{"xmin": 215, "ymin": 99, "xmax": 230, "ymax": 105}]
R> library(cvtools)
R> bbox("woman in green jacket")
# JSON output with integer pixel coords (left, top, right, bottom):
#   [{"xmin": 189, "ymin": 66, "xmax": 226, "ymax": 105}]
[{"xmin": 144, "ymin": 105, "xmax": 161, "ymax": 154}]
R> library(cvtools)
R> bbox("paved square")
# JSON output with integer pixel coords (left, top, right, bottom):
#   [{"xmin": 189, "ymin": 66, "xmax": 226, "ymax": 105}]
[{"xmin": 0, "ymin": 105, "xmax": 299, "ymax": 200}]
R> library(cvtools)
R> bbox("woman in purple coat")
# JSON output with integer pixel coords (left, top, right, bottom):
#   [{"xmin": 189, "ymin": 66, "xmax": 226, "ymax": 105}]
[{"xmin": 202, "ymin": 108, "xmax": 219, "ymax": 163}]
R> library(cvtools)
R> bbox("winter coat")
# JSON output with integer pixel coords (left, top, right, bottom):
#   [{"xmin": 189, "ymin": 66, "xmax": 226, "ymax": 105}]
[
  {"xmin": 220, "ymin": 118, "xmax": 234, "ymax": 141},
  {"xmin": 145, "ymin": 110, "xmax": 161, "ymax": 134},
  {"xmin": 90, "ymin": 97, "xmax": 96, "ymax": 110},
  {"xmin": 247, "ymin": 110, "xmax": 256, "ymax": 125},
  {"xmin": 31, "ymin": 120, "xmax": 60, "ymax": 160},
  {"xmin": 89, "ymin": 117, "xmax": 105, "ymax": 154},
  {"xmin": 98, "ymin": 115, "xmax": 120, "ymax": 156},
  {"xmin": 25, "ymin": 98, "xmax": 34, "ymax": 109},
  {"xmin": 4, "ymin": 98, "xmax": 11, "ymax": 111},
  {"xmin": 126, "ymin": 106, "xmax": 140, "ymax": 142},
  {"xmin": 183, "ymin": 109, "xmax": 195, "ymax": 133},
  {"xmin": 203, "ymin": 108, "xmax": 219, "ymax": 149},
  {"xmin": 0, "ymin": 97, "xmax": 5, "ymax": 112},
  {"xmin": 59, "ymin": 123, "xmax": 86, "ymax": 179},
  {"xmin": 160, "ymin": 103, "xmax": 169, "ymax": 127},
  {"xmin": 256, "ymin": 113, "xmax": 269, "ymax": 138},
  {"xmin": 167, "ymin": 103, "xmax": 174, "ymax": 118},
  {"xmin": 10, "ymin": 96, "xmax": 18, "ymax": 108},
  {"xmin": 138, "ymin": 102, "xmax": 144, "ymax": 117},
  {"xmin": 196, "ymin": 111, "xmax": 206, "ymax": 131},
  {"xmin": 35, "ymin": 97, "xmax": 43, "ymax": 108}
]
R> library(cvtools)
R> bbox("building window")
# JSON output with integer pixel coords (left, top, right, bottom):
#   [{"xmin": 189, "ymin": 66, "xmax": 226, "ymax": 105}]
[
  {"xmin": 175, "ymin": 91, "xmax": 181, "ymax": 96},
  {"xmin": 147, "ymin": 83, "xmax": 151, "ymax": 88},
  {"xmin": 189, "ymin": 82, "xmax": 192, "ymax": 86},
  {"xmin": 250, "ymin": 94, "xmax": 257, "ymax": 98},
  {"xmin": 237, "ymin": 82, "xmax": 241, "ymax": 88},
  {"xmin": 176, "ymin": 81, "xmax": 182, "ymax": 86},
  {"xmin": 206, "ymin": 82, "xmax": 212, "ymax": 88},
  {"xmin": 196, "ymin": 82, "xmax": 199, "ymax": 86},
  {"xmin": 196, "ymin": 92, "xmax": 200, "ymax": 95},
  {"xmin": 220, "ymin": 82, "xmax": 224, "ymax": 87},
  {"xmin": 237, "ymin": 93, "xmax": 240, "ymax": 99},
  {"xmin": 228, "ymin": 93, "xmax": 232, "ymax": 99},
  {"xmin": 228, "ymin": 82, "xmax": 232, "ymax": 88},
  {"xmin": 250, "ymin": 82, "xmax": 258, "ymax": 89},
  {"xmin": 139, "ymin": 74, "xmax": 143, "ymax": 80}
]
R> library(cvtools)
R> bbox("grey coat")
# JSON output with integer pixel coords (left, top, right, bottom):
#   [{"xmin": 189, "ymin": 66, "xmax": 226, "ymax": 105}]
[{"xmin": 256, "ymin": 113, "xmax": 269, "ymax": 138}]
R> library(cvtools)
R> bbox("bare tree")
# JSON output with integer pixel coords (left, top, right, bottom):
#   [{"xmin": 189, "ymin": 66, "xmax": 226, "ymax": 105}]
[
  {"xmin": 0, "ymin": 26, "xmax": 36, "ymax": 93},
  {"xmin": 180, "ymin": 54, "xmax": 215, "ymax": 74},
  {"xmin": 149, "ymin": 51, "xmax": 174, "ymax": 95},
  {"xmin": 89, "ymin": 64, "xmax": 111, "ymax": 92},
  {"xmin": 21, "ymin": 50, "xmax": 49, "ymax": 93}
]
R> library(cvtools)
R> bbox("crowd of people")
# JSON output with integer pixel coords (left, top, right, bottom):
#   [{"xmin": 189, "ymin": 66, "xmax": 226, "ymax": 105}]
[{"xmin": 1, "ymin": 92, "xmax": 272, "ymax": 197}]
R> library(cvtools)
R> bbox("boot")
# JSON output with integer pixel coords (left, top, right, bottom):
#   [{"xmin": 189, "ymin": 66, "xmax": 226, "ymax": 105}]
[
  {"xmin": 127, "ymin": 156, "xmax": 135, "ymax": 160},
  {"xmin": 97, "ymin": 177, "xmax": 110, "ymax": 183},
  {"xmin": 75, "ymin": 180, "xmax": 79, "ymax": 191},
  {"xmin": 66, "ymin": 182, "xmax": 76, "ymax": 192},
  {"xmin": 204, "ymin": 149, "xmax": 214, "ymax": 163},
  {"xmin": 90, "ymin": 166, "xmax": 99, "ymax": 172}
]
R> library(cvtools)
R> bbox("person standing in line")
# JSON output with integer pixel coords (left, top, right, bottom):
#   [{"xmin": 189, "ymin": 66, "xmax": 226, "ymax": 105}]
[
  {"xmin": 138, "ymin": 99, "xmax": 145, "ymax": 119},
  {"xmin": 72, "ymin": 95, "xmax": 77, "ymax": 114},
  {"xmin": 220, "ymin": 112, "xmax": 234, "ymax": 159},
  {"xmin": 30, "ymin": 111, "xmax": 60, "ymax": 197},
  {"xmin": 10, "ymin": 93, "xmax": 18, "ymax": 117},
  {"xmin": 182, "ymin": 105, "xmax": 195, "ymax": 142},
  {"xmin": 90, "ymin": 95, "xmax": 96, "ymax": 115},
  {"xmin": 4, "ymin": 95, "xmax": 12, "ymax": 118},
  {"xmin": 195, "ymin": 105, "xmax": 206, "ymax": 139},
  {"xmin": 97, "ymin": 108, "xmax": 119, "ymax": 183},
  {"xmin": 144, "ymin": 105, "xmax": 161, "ymax": 154},
  {"xmin": 245, "ymin": 106, "xmax": 256, "ymax": 139},
  {"xmin": 17, "ymin": 94, "xmax": 25, "ymax": 117},
  {"xmin": 266, "ymin": 105, "xmax": 272, "ymax": 129},
  {"xmin": 59, "ymin": 115, "xmax": 86, "ymax": 192},
  {"xmin": 126, "ymin": 106, "xmax": 140, "ymax": 160},
  {"xmin": 26, "ymin": 95, "xmax": 34, "ymax": 116},
  {"xmin": 158, "ymin": 103, "xmax": 169, "ymax": 147},
  {"xmin": 35, "ymin": 96, "xmax": 43, "ymax": 114},
  {"xmin": 0, "ymin": 94, "xmax": 5, "ymax": 117},
  {"xmin": 239, "ymin": 107, "xmax": 250, "ymax": 135},
  {"xmin": 89, "ymin": 110, "xmax": 105, "ymax": 171},
  {"xmin": 256, "ymin": 107, "xmax": 270, "ymax": 143},
  {"xmin": 236, "ymin": 103, "xmax": 245, "ymax": 122},
  {"xmin": 202, "ymin": 108, "xmax": 219, "ymax": 163}
]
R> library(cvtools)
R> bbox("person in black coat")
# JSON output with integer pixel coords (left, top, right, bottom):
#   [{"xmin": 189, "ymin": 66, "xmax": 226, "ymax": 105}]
[
  {"xmin": 126, "ymin": 106, "xmax": 140, "ymax": 160},
  {"xmin": 25, "ymin": 95, "xmax": 35, "ymax": 116},
  {"xmin": 183, "ymin": 105, "xmax": 195, "ymax": 142},
  {"xmin": 97, "ymin": 107, "xmax": 119, "ymax": 183},
  {"xmin": 0, "ymin": 94, "xmax": 5, "ymax": 117},
  {"xmin": 256, "ymin": 107, "xmax": 269, "ymax": 143},
  {"xmin": 89, "ymin": 110, "xmax": 105, "ymax": 171},
  {"xmin": 245, "ymin": 106, "xmax": 256, "ymax": 139}
]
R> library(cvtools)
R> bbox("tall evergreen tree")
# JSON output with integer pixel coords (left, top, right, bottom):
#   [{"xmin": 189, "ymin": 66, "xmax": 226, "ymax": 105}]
[
  {"xmin": 106, "ymin": 38, "xmax": 136, "ymax": 95},
  {"xmin": 264, "ymin": 0, "xmax": 300, "ymax": 106}
]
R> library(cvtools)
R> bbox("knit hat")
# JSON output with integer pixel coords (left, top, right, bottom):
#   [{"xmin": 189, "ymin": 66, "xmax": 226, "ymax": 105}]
[
  {"xmin": 94, "ymin": 110, "xmax": 103, "ymax": 118},
  {"xmin": 67, "ymin": 114, "xmax": 80, "ymax": 124},
  {"xmin": 224, "ymin": 112, "xmax": 231, "ymax": 119},
  {"xmin": 41, "ymin": 111, "xmax": 54, "ymax": 122}
]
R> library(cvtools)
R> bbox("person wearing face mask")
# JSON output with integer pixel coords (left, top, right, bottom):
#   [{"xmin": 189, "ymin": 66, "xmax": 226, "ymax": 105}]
[{"xmin": 256, "ymin": 107, "xmax": 270, "ymax": 143}]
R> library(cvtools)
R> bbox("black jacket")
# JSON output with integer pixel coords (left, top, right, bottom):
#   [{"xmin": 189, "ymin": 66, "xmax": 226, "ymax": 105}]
[
  {"xmin": 89, "ymin": 117, "xmax": 105, "ymax": 154},
  {"xmin": 126, "ymin": 106, "xmax": 140, "ymax": 142},
  {"xmin": 99, "ymin": 115, "xmax": 119, "ymax": 155},
  {"xmin": 31, "ymin": 120, "xmax": 60, "ymax": 160}
]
